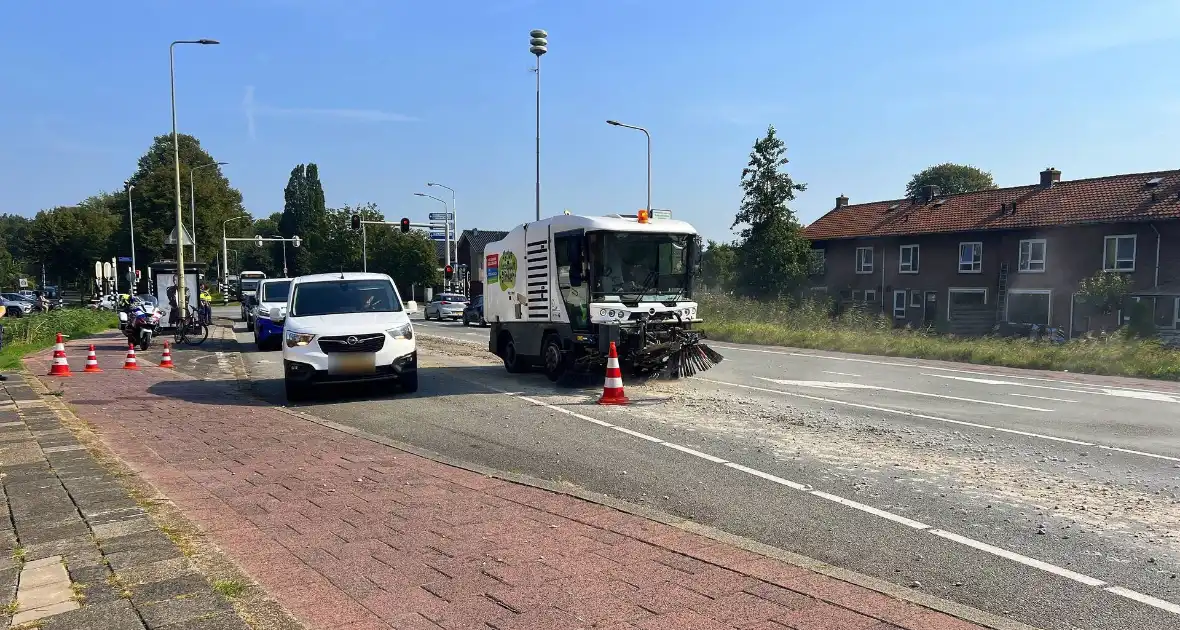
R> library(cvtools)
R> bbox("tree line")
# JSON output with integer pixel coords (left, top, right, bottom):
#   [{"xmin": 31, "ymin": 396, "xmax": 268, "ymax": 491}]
[
  {"xmin": 701, "ymin": 126, "xmax": 995, "ymax": 297},
  {"xmin": 1, "ymin": 133, "xmax": 441, "ymax": 298}
]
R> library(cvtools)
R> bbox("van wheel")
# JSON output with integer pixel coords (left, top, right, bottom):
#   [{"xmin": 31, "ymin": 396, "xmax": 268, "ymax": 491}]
[
  {"xmin": 542, "ymin": 335, "xmax": 567, "ymax": 382},
  {"xmin": 502, "ymin": 336, "xmax": 528, "ymax": 373}
]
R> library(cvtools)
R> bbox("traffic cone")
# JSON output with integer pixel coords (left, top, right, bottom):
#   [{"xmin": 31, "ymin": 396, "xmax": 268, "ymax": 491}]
[
  {"xmin": 158, "ymin": 342, "xmax": 175, "ymax": 369},
  {"xmin": 83, "ymin": 345, "xmax": 103, "ymax": 373},
  {"xmin": 47, "ymin": 333, "xmax": 72, "ymax": 377},
  {"xmin": 597, "ymin": 342, "xmax": 629, "ymax": 405},
  {"xmin": 122, "ymin": 344, "xmax": 139, "ymax": 370}
]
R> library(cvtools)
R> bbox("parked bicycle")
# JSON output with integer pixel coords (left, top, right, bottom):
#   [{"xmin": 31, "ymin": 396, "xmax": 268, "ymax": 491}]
[{"xmin": 174, "ymin": 305, "xmax": 209, "ymax": 346}]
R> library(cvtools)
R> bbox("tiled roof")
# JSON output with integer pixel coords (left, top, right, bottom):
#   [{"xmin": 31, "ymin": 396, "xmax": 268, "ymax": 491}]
[
  {"xmin": 802, "ymin": 169, "xmax": 1180, "ymax": 241},
  {"xmin": 458, "ymin": 229, "xmax": 510, "ymax": 259}
]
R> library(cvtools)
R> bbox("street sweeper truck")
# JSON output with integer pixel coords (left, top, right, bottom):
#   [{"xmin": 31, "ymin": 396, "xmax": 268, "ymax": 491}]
[{"xmin": 482, "ymin": 211, "xmax": 723, "ymax": 382}]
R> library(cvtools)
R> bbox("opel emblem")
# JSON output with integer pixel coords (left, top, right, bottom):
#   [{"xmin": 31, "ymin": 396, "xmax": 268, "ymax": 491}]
[{"xmin": 346, "ymin": 336, "xmax": 359, "ymax": 345}]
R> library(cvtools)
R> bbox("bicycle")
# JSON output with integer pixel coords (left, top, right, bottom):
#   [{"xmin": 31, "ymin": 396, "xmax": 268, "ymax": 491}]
[{"xmin": 174, "ymin": 305, "xmax": 209, "ymax": 346}]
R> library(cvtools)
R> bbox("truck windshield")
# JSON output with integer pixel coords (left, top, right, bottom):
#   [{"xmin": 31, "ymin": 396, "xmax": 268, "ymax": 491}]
[
  {"xmin": 261, "ymin": 281, "xmax": 291, "ymax": 303},
  {"xmin": 590, "ymin": 231, "xmax": 690, "ymax": 302},
  {"xmin": 240, "ymin": 280, "xmax": 261, "ymax": 293},
  {"xmin": 290, "ymin": 279, "xmax": 402, "ymax": 317}
]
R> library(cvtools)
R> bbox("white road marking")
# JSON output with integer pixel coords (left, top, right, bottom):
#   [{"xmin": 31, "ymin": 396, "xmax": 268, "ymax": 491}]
[
  {"xmin": 700, "ymin": 377, "xmax": 1180, "ymax": 463},
  {"xmin": 1008, "ymin": 393, "xmax": 1078, "ymax": 403},
  {"xmin": 929, "ymin": 529, "xmax": 1107, "ymax": 587},
  {"xmin": 755, "ymin": 377, "xmax": 1053, "ymax": 412},
  {"xmin": 713, "ymin": 344, "xmax": 1179, "ymax": 398},
  {"xmin": 495, "ymin": 384, "xmax": 1161, "ymax": 613},
  {"xmin": 1101, "ymin": 389, "xmax": 1180, "ymax": 403},
  {"xmin": 811, "ymin": 491, "xmax": 930, "ymax": 530},
  {"xmin": 822, "ymin": 371, "xmax": 861, "ymax": 377},
  {"xmin": 924, "ymin": 373, "xmax": 1143, "ymax": 399},
  {"xmin": 1104, "ymin": 586, "xmax": 1180, "ymax": 615}
]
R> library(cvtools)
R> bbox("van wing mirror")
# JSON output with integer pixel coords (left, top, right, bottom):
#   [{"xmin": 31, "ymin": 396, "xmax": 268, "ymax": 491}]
[
  {"xmin": 269, "ymin": 306, "xmax": 284, "ymax": 322},
  {"xmin": 689, "ymin": 235, "xmax": 703, "ymax": 276}
]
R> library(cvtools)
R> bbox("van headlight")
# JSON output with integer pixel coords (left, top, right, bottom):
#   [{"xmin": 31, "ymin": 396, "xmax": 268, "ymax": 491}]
[
  {"xmin": 285, "ymin": 331, "xmax": 315, "ymax": 348},
  {"xmin": 387, "ymin": 322, "xmax": 413, "ymax": 340}
]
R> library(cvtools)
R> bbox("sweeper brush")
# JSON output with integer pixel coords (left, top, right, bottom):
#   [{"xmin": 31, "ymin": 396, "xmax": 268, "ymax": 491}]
[{"xmin": 665, "ymin": 341, "xmax": 724, "ymax": 378}]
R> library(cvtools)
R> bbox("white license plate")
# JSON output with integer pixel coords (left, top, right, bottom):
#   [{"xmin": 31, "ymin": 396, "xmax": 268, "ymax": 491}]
[{"xmin": 328, "ymin": 353, "xmax": 377, "ymax": 375}]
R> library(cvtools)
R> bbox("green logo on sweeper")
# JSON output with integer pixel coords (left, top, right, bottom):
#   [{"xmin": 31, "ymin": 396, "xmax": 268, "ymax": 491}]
[{"xmin": 499, "ymin": 251, "xmax": 517, "ymax": 290}]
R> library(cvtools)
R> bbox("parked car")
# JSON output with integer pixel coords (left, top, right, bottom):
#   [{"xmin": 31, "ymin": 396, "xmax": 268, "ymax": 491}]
[
  {"xmin": 424, "ymin": 293, "xmax": 467, "ymax": 321},
  {"xmin": 462, "ymin": 295, "xmax": 485, "ymax": 327},
  {"xmin": 0, "ymin": 295, "xmax": 31, "ymax": 317},
  {"xmin": 251, "ymin": 278, "xmax": 292, "ymax": 351},
  {"xmin": 276, "ymin": 272, "xmax": 416, "ymax": 401}
]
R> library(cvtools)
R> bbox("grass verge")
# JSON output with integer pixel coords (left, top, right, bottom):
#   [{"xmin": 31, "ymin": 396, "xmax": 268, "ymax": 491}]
[
  {"xmin": 697, "ymin": 295, "xmax": 1180, "ymax": 380},
  {"xmin": 1, "ymin": 309, "xmax": 119, "ymax": 370}
]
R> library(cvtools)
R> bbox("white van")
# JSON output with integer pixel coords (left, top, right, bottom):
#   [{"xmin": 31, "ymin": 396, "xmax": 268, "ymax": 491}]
[{"xmin": 272, "ymin": 272, "xmax": 416, "ymax": 401}]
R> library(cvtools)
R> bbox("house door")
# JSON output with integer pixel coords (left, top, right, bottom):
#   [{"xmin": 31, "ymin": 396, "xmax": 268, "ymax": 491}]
[{"xmin": 924, "ymin": 291, "xmax": 937, "ymax": 325}]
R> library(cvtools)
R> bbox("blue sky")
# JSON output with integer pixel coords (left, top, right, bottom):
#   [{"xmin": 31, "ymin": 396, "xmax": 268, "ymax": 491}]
[{"xmin": 3, "ymin": 0, "xmax": 1180, "ymax": 243}]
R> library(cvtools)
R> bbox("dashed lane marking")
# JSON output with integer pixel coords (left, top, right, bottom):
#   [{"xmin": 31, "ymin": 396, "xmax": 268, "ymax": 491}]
[{"xmin": 754, "ymin": 377, "xmax": 1053, "ymax": 412}]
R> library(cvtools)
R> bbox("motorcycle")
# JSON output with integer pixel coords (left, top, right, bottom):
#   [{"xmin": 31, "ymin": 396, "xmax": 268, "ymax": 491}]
[{"xmin": 119, "ymin": 300, "xmax": 162, "ymax": 351}]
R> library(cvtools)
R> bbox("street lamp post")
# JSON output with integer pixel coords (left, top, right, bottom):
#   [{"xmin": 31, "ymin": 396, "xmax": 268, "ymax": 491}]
[
  {"xmin": 189, "ymin": 161, "xmax": 228, "ymax": 262},
  {"xmin": 606, "ymin": 120, "xmax": 652, "ymax": 215},
  {"xmin": 529, "ymin": 29, "xmax": 547, "ymax": 222},
  {"xmin": 269, "ymin": 235, "xmax": 288, "ymax": 277},
  {"xmin": 415, "ymin": 192, "xmax": 450, "ymax": 287},
  {"xmin": 427, "ymin": 182, "xmax": 457, "ymax": 285},
  {"xmin": 125, "ymin": 182, "xmax": 136, "ymax": 292},
  {"xmin": 170, "ymin": 38, "xmax": 219, "ymax": 314},
  {"xmin": 222, "ymin": 214, "xmax": 249, "ymax": 304}
]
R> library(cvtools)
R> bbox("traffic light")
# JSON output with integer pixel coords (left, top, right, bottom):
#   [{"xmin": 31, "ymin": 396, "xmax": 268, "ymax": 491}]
[
  {"xmin": 444, "ymin": 265, "xmax": 454, "ymax": 279},
  {"xmin": 350, "ymin": 214, "xmax": 361, "ymax": 230},
  {"xmin": 400, "ymin": 218, "xmax": 410, "ymax": 233}
]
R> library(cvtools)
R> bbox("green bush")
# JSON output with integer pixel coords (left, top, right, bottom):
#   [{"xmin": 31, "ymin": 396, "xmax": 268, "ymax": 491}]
[
  {"xmin": 0, "ymin": 309, "xmax": 119, "ymax": 370},
  {"xmin": 697, "ymin": 294, "xmax": 1180, "ymax": 380}
]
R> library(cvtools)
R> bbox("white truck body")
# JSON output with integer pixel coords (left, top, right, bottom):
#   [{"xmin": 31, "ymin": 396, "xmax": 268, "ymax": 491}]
[{"xmin": 482, "ymin": 213, "xmax": 713, "ymax": 380}]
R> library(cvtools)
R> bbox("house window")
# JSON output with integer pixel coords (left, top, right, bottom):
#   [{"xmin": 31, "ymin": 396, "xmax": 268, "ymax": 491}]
[
  {"xmin": 909, "ymin": 290, "xmax": 921, "ymax": 308},
  {"xmin": 947, "ymin": 288, "xmax": 987, "ymax": 320},
  {"xmin": 851, "ymin": 290, "xmax": 862, "ymax": 301},
  {"xmin": 809, "ymin": 249, "xmax": 826, "ymax": 275},
  {"xmin": 1103, "ymin": 235, "xmax": 1136, "ymax": 272},
  {"xmin": 1007, "ymin": 289, "xmax": 1051, "ymax": 325},
  {"xmin": 1018, "ymin": 239, "xmax": 1046, "ymax": 272},
  {"xmin": 958, "ymin": 242, "xmax": 982, "ymax": 273},
  {"xmin": 855, "ymin": 247, "xmax": 874, "ymax": 274},
  {"xmin": 893, "ymin": 290, "xmax": 907, "ymax": 318},
  {"xmin": 864, "ymin": 289, "xmax": 876, "ymax": 303},
  {"xmin": 899, "ymin": 245, "xmax": 919, "ymax": 274}
]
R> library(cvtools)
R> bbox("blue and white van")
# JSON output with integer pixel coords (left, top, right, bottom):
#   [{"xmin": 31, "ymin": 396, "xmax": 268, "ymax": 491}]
[{"xmin": 251, "ymin": 278, "xmax": 292, "ymax": 351}]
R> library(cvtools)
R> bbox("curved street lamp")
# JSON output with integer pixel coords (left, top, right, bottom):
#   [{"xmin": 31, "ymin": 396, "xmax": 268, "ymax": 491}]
[
  {"xmin": 415, "ymin": 192, "xmax": 451, "ymax": 286},
  {"xmin": 607, "ymin": 120, "xmax": 651, "ymax": 215},
  {"xmin": 170, "ymin": 38, "xmax": 219, "ymax": 313}
]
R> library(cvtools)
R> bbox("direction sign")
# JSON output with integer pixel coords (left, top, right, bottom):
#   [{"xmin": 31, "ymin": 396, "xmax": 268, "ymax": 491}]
[
  {"xmin": 428, "ymin": 212, "xmax": 454, "ymax": 221},
  {"xmin": 429, "ymin": 234, "xmax": 447, "ymax": 241},
  {"xmin": 117, "ymin": 256, "xmax": 132, "ymax": 262}
]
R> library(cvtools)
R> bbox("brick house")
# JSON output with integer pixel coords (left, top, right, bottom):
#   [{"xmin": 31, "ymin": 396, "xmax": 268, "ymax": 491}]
[{"xmin": 802, "ymin": 167, "xmax": 1180, "ymax": 337}]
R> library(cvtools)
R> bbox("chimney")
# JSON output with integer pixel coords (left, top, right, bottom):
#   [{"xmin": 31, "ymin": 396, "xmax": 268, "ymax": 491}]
[
  {"xmin": 835, "ymin": 194, "xmax": 849, "ymax": 208},
  {"xmin": 1040, "ymin": 167, "xmax": 1061, "ymax": 188},
  {"xmin": 921, "ymin": 185, "xmax": 940, "ymax": 202}
]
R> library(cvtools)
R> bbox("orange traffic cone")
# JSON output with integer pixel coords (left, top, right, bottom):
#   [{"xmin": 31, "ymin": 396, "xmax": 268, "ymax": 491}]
[
  {"xmin": 158, "ymin": 342, "xmax": 175, "ymax": 369},
  {"xmin": 122, "ymin": 344, "xmax": 139, "ymax": 370},
  {"xmin": 597, "ymin": 342, "xmax": 629, "ymax": 405},
  {"xmin": 83, "ymin": 345, "xmax": 103, "ymax": 373},
  {"xmin": 47, "ymin": 333, "xmax": 72, "ymax": 377}
]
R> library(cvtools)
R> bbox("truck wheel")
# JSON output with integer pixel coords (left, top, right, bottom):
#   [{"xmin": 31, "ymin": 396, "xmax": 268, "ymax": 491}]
[
  {"xmin": 542, "ymin": 335, "xmax": 567, "ymax": 382},
  {"xmin": 501, "ymin": 336, "xmax": 528, "ymax": 373}
]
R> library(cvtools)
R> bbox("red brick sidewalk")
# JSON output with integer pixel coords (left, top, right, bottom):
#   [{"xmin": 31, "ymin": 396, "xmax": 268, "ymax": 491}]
[{"xmin": 27, "ymin": 340, "xmax": 1000, "ymax": 630}]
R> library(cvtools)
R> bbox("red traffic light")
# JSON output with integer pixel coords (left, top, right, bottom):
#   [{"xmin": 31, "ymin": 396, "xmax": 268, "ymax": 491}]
[
  {"xmin": 444, "ymin": 265, "xmax": 454, "ymax": 278},
  {"xmin": 350, "ymin": 214, "xmax": 361, "ymax": 230},
  {"xmin": 400, "ymin": 217, "xmax": 410, "ymax": 233}
]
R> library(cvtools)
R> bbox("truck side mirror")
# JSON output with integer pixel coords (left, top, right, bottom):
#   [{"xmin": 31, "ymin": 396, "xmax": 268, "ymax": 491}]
[{"xmin": 689, "ymin": 235, "xmax": 703, "ymax": 276}]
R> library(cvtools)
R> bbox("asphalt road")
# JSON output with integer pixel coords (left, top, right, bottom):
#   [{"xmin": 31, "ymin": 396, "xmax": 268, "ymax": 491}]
[{"xmin": 205, "ymin": 307, "xmax": 1180, "ymax": 630}]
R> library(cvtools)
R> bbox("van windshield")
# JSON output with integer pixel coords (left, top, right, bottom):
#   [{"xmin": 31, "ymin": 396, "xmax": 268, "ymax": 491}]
[
  {"xmin": 290, "ymin": 279, "xmax": 402, "ymax": 317},
  {"xmin": 261, "ymin": 280, "xmax": 291, "ymax": 303}
]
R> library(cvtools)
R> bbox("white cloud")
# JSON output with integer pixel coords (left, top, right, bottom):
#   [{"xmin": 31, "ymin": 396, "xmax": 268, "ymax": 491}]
[{"xmin": 242, "ymin": 85, "xmax": 417, "ymax": 140}]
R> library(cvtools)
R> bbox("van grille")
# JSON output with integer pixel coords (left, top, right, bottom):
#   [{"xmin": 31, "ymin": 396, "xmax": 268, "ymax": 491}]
[{"xmin": 318, "ymin": 334, "xmax": 385, "ymax": 353}]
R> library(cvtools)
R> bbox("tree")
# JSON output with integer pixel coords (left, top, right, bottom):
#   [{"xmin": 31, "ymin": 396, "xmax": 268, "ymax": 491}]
[
  {"xmin": 730, "ymin": 125, "xmax": 812, "ymax": 298},
  {"xmin": 316, "ymin": 203, "xmax": 381, "ymax": 273},
  {"xmin": 1076, "ymin": 271, "xmax": 1133, "ymax": 315},
  {"xmin": 905, "ymin": 163, "xmax": 996, "ymax": 198},
  {"xmin": 26, "ymin": 196, "xmax": 120, "ymax": 291},
  {"xmin": 123, "ymin": 134, "xmax": 245, "ymax": 270},
  {"xmin": 700, "ymin": 241, "xmax": 737, "ymax": 293},
  {"xmin": 278, "ymin": 164, "xmax": 328, "ymax": 276},
  {"xmin": 368, "ymin": 229, "xmax": 442, "ymax": 297},
  {"xmin": 234, "ymin": 214, "xmax": 281, "ymax": 276}
]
